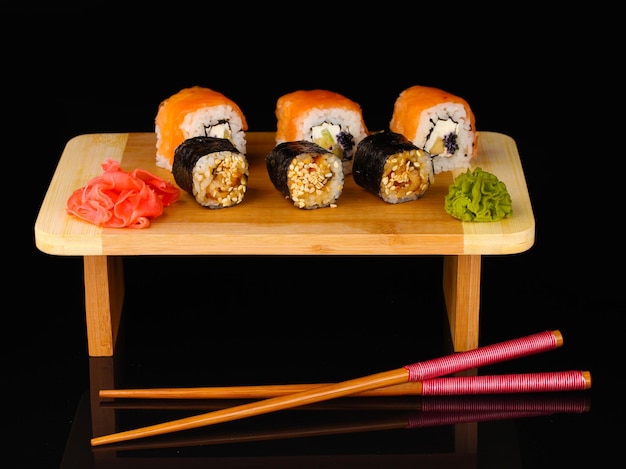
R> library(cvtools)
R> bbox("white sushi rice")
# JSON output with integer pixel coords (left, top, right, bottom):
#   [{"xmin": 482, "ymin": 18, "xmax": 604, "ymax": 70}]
[
  {"xmin": 411, "ymin": 102, "xmax": 476, "ymax": 174},
  {"xmin": 292, "ymin": 108, "xmax": 368, "ymax": 143},
  {"xmin": 182, "ymin": 105, "xmax": 247, "ymax": 152},
  {"xmin": 192, "ymin": 151, "xmax": 248, "ymax": 208}
]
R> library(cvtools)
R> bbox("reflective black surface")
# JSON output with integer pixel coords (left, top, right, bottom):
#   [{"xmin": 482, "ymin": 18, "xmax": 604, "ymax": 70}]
[
  {"xmin": 18, "ymin": 255, "xmax": 615, "ymax": 468},
  {"xmin": 15, "ymin": 7, "xmax": 618, "ymax": 468}
]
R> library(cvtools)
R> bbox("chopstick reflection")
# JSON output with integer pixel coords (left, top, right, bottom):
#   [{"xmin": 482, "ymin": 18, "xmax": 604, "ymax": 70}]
[{"xmin": 93, "ymin": 392, "xmax": 590, "ymax": 452}]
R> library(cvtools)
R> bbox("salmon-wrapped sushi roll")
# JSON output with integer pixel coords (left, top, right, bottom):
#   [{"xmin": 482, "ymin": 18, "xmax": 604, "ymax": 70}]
[
  {"xmin": 275, "ymin": 89, "xmax": 368, "ymax": 175},
  {"xmin": 155, "ymin": 86, "xmax": 248, "ymax": 171},
  {"xmin": 172, "ymin": 136, "xmax": 248, "ymax": 209},
  {"xmin": 266, "ymin": 141, "xmax": 344, "ymax": 209},
  {"xmin": 389, "ymin": 85, "xmax": 477, "ymax": 174},
  {"xmin": 352, "ymin": 131, "xmax": 433, "ymax": 204}
]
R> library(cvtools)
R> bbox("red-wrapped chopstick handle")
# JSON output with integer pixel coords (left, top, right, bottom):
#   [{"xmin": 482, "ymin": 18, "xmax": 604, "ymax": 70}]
[
  {"xmin": 421, "ymin": 370, "xmax": 591, "ymax": 396},
  {"xmin": 405, "ymin": 330, "xmax": 562, "ymax": 381}
]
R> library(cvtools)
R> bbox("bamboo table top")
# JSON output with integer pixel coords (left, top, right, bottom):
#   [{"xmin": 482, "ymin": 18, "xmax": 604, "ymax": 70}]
[{"xmin": 35, "ymin": 131, "xmax": 534, "ymax": 257}]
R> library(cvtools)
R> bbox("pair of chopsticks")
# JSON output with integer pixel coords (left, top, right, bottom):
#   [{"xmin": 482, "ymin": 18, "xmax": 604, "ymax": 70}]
[{"xmin": 91, "ymin": 329, "xmax": 591, "ymax": 446}]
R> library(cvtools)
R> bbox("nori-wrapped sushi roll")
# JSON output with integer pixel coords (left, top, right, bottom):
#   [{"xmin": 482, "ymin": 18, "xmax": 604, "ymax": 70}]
[
  {"xmin": 352, "ymin": 131, "xmax": 434, "ymax": 204},
  {"xmin": 172, "ymin": 136, "xmax": 248, "ymax": 209},
  {"xmin": 266, "ymin": 140, "xmax": 344, "ymax": 209}
]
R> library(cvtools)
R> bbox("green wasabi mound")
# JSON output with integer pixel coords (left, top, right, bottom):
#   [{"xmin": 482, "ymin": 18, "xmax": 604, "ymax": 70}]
[{"xmin": 444, "ymin": 167, "xmax": 513, "ymax": 222}]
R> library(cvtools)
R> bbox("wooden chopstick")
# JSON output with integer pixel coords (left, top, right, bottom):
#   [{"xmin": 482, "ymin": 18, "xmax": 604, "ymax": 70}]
[
  {"xmin": 91, "ymin": 329, "xmax": 563, "ymax": 446},
  {"xmin": 100, "ymin": 386, "xmax": 591, "ymax": 413},
  {"xmin": 100, "ymin": 396, "xmax": 428, "ymax": 411},
  {"xmin": 99, "ymin": 370, "xmax": 591, "ymax": 400},
  {"xmin": 100, "ymin": 381, "xmax": 425, "ymax": 399}
]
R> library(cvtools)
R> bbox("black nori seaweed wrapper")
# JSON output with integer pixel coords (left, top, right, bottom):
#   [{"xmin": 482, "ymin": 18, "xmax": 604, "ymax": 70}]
[
  {"xmin": 265, "ymin": 140, "xmax": 334, "ymax": 199},
  {"xmin": 172, "ymin": 136, "xmax": 241, "ymax": 196},
  {"xmin": 352, "ymin": 131, "xmax": 421, "ymax": 196}
]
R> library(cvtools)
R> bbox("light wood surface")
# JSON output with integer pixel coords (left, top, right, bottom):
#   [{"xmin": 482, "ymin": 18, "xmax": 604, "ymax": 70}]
[{"xmin": 35, "ymin": 131, "xmax": 534, "ymax": 256}]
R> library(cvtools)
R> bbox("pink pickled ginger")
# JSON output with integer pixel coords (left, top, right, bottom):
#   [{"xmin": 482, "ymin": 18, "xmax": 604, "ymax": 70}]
[{"xmin": 66, "ymin": 159, "xmax": 180, "ymax": 228}]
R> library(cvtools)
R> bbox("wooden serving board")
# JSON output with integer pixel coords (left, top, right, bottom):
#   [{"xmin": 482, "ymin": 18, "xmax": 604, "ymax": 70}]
[{"xmin": 35, "ymin": 131, "xmax": 534, "ymax": 256}]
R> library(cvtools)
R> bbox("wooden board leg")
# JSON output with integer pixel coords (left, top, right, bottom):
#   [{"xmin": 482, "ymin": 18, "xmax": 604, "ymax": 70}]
[
  {"xmin": 443, "ymin": 255, "xmax": 481, "ymax": 352},
  {"xmin": 83, "ymin": 256, "xmax": 124, "ymax": 357}
]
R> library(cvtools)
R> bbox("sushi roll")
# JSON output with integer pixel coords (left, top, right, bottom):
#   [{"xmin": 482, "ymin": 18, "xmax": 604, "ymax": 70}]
[
  {"xmin": 389, "ymin": 85, "xmax": 477, "ymax": 174},
  {"xmin": 155, "ymin": 86, "xmax": 248, "ymax": 171},
  {"xmin": 266, "ymin": 141, "xmax": 344, "ymax": 209},
  {"xmin": 172, "ymin": 136, "xmax": 248, "ymax": 209},
  {"xmin": 352, "ymin": 131, "xmax": 433, "ymax": 204},
  {"xmin": 275, "ymin": 89, "xmax": 369, "ymax": 175}
]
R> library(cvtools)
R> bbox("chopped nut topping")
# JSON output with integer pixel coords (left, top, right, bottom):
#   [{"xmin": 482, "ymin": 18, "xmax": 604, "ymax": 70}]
[
  {"xmin": 193, "ymin": 151, "xmax": 248, "ymax": 207},
  {"xmin": 287, "ymin": 153, "xmax": 343, "ymax": 209},
  {"xmin": 380, "ymin": 150, "xmax": 429, "ymax": 200}
]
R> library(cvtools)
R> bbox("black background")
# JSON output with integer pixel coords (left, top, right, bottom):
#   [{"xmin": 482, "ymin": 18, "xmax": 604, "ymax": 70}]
[{"xmin": 7, "ymin": 4, "xmax": 619, "ymax": 468}]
